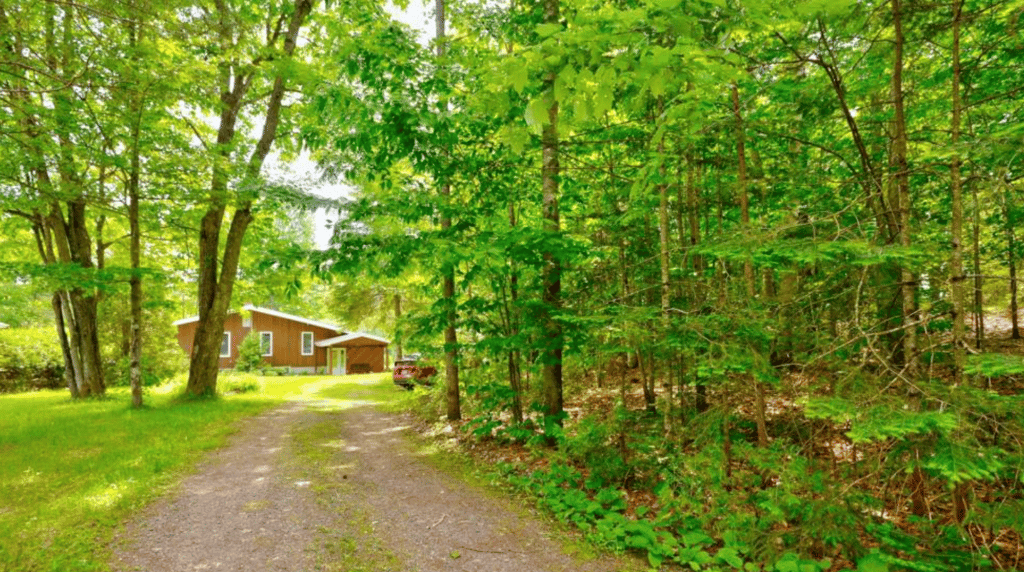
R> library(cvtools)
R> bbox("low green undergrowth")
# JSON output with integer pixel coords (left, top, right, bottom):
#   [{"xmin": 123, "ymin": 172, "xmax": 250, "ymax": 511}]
[
  {"xmin": 0, "ymin": 327, "xmax": 65, "ymax": 393},
  {"xmin": 448, "ymin": 370, "xmax": 1021, "ymax": 572},
  {"xmin": 0, "ymin": 372, "xmax": 395, "ymax": 572},
  {"xmin": 498, "ymin": 453, "xmax": 835, "ymax": 572}
]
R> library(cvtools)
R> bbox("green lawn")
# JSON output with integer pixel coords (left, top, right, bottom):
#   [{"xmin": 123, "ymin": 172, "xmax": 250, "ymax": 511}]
[{"xmin": 0, "ymin": 372, "xmax": 407, "ymax": 572}]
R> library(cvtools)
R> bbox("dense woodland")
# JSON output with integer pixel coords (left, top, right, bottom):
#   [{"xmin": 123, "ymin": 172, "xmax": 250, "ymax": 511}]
[{"xmin": 2, "ymin": 0, "xmax": 1024, "ymax": 570}]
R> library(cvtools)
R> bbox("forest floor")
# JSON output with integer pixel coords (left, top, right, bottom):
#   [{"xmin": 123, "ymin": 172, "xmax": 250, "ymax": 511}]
[{"xmin": 110, "ymin": 377, "xmax": 644, "ymax": 572}]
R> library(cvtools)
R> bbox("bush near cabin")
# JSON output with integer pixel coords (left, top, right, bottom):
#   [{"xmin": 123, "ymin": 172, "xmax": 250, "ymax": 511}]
[{"xmin": 0, "ymin": 327, "xmax": 64, "ymax": 393}]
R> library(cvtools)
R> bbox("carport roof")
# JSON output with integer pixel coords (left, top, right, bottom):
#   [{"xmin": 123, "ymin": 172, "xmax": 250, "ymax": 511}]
[{"xmin": 315, "ymin": 332, "xmax": 390, "ymax": 347}]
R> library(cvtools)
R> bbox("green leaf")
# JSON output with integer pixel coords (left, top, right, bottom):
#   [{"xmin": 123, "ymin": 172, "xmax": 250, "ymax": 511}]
[
  {"xmin": 649, "ymin": 74, "xmax": 665, "ymax": 98},
  {"xmin": 524, "ymin": 97, "xmax": 549, "ymax": 134},
  {"xmin": 717, "ymin": 547, "xmax": 745, "ymax": 569},
  {"xmin": 536, "ymin": 23, "xmax": 561, "ymax": 38},
  {"xmin": 510, "ymin": 62, "xmax": 529, "ymax": 93},
  {"xmin": 554, "ymin": 74, "xmax": 570, "ymax": 105},
  {"xmin": 856, "ymin": 552, "xmax": 889, "ymax": 572},
  {"xmin": 593, "ymin": 87, "xmax": 613, "ymax": 117}
]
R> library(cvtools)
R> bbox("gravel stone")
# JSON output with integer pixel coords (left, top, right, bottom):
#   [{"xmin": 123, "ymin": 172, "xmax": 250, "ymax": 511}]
[{"xmin": 112, "ymin": 400, "xmax": 641, "ymax": 572}]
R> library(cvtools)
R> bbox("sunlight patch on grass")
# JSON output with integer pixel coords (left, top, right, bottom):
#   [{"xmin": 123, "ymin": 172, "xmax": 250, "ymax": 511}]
[
  {"xmin": 0, "ymin": 372, "xmax": 404, "ymax": 572},
  {"xmin": 84, "ymin": 484, "xmax": 125, "ymax": 510}
]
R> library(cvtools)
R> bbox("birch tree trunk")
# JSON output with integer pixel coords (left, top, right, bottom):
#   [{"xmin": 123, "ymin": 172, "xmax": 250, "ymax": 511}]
[{"xmin": 127, "ymin": 10, "xmax": 144, "ymax": 408}]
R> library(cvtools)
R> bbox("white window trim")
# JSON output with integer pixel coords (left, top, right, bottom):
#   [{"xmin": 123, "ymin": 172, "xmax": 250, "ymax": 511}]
[
  {"xmin": 260, "ymin": 331, "xmax": 273, "ymax": 357},
  {"xmin": 301, "ymin": 331, "xmax": 314, "ymax": 356},
  {"xmin": 220, "ymin": 332, "xmax": 231, "ymax": 358}
]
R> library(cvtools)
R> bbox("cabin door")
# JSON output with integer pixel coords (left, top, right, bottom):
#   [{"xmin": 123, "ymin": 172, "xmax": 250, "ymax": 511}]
[{"xmin": 330, "ymin": 348, "xmax": 347, "ymax": 375}]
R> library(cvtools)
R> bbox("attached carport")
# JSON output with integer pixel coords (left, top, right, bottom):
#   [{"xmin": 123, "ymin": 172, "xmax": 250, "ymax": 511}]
[{"xmin": 315, "ymin": 333, "xmax": 390, "ymax": 375}]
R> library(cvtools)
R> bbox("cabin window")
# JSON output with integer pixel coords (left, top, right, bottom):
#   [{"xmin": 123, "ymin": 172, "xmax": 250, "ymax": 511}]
[
  {"xmin": 301, "ymin": 332, "xmax": 314, "ymax": 356},
  {"xmin": 220, "ymin": 332, "xmax": 231, "ymax": 357},
  {"xmin": 242, "ymin": 314, "xmax": 252, "ymax": 328},
  {"xmin": 259, "ymin": 331, "xmax": 273, "ymax": 356}
]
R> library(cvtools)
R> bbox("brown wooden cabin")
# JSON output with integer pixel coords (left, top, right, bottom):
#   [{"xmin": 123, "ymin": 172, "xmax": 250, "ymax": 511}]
[{"xmin": 173, "ymin": 305, "xmax": 389, "ymax": 374}]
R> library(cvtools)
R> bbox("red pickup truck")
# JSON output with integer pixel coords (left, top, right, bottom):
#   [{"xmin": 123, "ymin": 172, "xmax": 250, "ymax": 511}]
[{"xmin": 392, "ymin": 358, "xmax": 437, "ymax": 389}]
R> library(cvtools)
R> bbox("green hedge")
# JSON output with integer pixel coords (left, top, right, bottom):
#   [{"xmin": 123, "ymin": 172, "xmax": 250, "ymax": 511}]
[{"xmin": 0, "ymin": 327, "xmax": 65, "ymax": 393}]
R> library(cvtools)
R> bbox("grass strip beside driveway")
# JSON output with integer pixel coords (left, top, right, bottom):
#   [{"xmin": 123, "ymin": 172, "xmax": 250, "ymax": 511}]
[{"xmin": 0, "ymin": 373, "xmax": 400, "ymax": 572}]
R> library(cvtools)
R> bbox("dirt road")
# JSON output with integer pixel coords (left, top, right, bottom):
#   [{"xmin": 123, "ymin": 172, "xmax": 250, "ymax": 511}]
[{"xmin": 111, "ymin": 383, "xmax": 639, "ymax": 572}]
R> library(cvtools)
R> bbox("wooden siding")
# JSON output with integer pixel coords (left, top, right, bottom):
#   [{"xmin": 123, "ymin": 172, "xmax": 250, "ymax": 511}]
[
  {"xmin": 324, "ymin": 336, "xmax": 388, "ymax": 373},
  {"xmin": 174, "ymin": 313, "xmax": 248, "ymax": 369},
  {"xmin": 175, "ymin": 310, "xmax": 343, "ymax": 371},
  {"xmin": 250, "ymin": 311, "xmax": 337, "ymax": 369},
  {"xmin": 343, "ymin": 345, "xmax": 387, "ymax": 373}
]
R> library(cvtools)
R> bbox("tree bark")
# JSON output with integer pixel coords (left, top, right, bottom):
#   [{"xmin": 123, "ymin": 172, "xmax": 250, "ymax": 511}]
[
  {"xmin": 892, "ymin": 0, "xmax": 926, "ymax": 518},
  {"xmin": 973, "ymin": 173, "xmax": 984, "ymax": 349},
  {"xmin": 732, "ymin": 84, "xmax": 756, "ymax": 301},
  {"xmin": 1003, "ymin": 187, "xmax": 1020, "ymax": 339},
  {"xmin": 127, "ymin": 10, "xmax": 144, "ymax": 408},
  {"xmin": 186, "ymin": 0, "xmax": 314, "ymax": 396},
  {"xmin": 950, "ymin": 0, "xmax": 966, "ymax": 385},
  {"xmin": 51, "ymin": 292, "xmax": 78, "ymax": 398},
  {"xmin": 891, "ymin": 0, "xmax": 918, "ymax": 380},
  {"xmin": 52, "ymin": 5, "xmax": 104, "ymax": 397},
  {"xmin": 508, "ymin": 202, "xmax": 524, "ymax": 424},
  {"xmin": 394, "ymin": 293, "xmax": 403, "ymax": 361},
  {"xmin": 540, "ymin": 0, "xmax": 563, "ymax": 431},
  {"xmin": 732, "ymin": 83, "xmax": 768, "ymax": 448},
  {"xmin": 657, "ymin": 104, "xmax": 674, "ymax": 436},
  {"xmin": 2, "ymin": 3, "xmax": 101, "ymax": 398},
  {"xmin": 687, "ymin": 155, "xmax": 701, "ymax": 273},
  {"xmin": 435, "ymin": 0, "xmax": 461, "ymax": 421}
]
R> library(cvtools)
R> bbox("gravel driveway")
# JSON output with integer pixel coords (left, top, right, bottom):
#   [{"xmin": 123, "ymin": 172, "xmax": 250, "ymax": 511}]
[{"xmin": 111, "ymin": 394, "xmax": 640, "ymax": 572}]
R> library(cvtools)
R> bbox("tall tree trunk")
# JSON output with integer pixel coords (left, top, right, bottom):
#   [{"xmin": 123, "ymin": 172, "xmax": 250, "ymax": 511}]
[
  {"xmin": 30, "ymin": 220, "xmax": 79, "ymax": 398},
  {"xmin": 687, "ymin": 154, "xmax": 702, "ymax": 273},
  {"xmin": 973, "ymin": 175, "xmax": 984, "ymax": 349},
  {"xmin": 657, "ymin": 109, "xmax": 674, "ymax": 436},
  {"xmin": 394, "ymin": 293, "xmax": 403, "ymax": 361},
  {"xmin": 1012, "ymin": 259, "xmax": 1020, "ymax": 339},
  {"xmin": 51, "ymin": 292, "xmax": 78, "ymax": 398},
  {"xmin": 1003, "ymin": 188, "xmax": 1020, "ymax": 339},
  {"xmin": 127, "ymin": 12, "xmax": 144, "ymax": 408},
  {"xmin": 892, "ymin": 0, "xmax": 926, "ymax": 518},
  {"xmin": 686, "ymin": 154, "xmax": 706, "ymax": 409},
  {"xmin": 54, "ymin": 5, "xmax": 104, "ymax": 397},
  {"xmin": 732, "ymin": 85, "xmax": 755, "ymax": 301},
  {"xmin": 732, "ymin": 83, "xmax": 768, "ymax": 447},
  {"xmin": 950, "ymin": 0, "xmax": 966, "ymax": 386},
  {"xmin": 892, "ymin": 0, "xmax": 918, "ymax": 380},
  {"xmin": 540, "ymin": 0, "xmax": 563, "ymax": 431},
  {"xmin": 435, "ymin": 0, "xmax": 461, "ymax": 421},
  {"xmin": 186, "ymin": 0, "xmax": 314, "ymax": 396},
  {"xmin": 3, "ymin": 4, "xmax": 93, "ymax": 399},
  {"xmin": 508, "ymin": 201, "xmax": 524, "ymax": 424}
]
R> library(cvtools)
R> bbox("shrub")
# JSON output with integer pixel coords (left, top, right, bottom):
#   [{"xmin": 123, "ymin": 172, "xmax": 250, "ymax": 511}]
[
  {"xmin": 0, "ymin": 327, "xmax": 65, "ymax": 393},
  {"xmin": 235, "ymin": 334, "xmax": 265, "ymax": 372},
  {"xmin": 220, "ymin": 374, "xmax": 261, "ymax": 394},
  {"xmin": 108, "ymin": 351, "xmax": 188, "ymax": 389}
]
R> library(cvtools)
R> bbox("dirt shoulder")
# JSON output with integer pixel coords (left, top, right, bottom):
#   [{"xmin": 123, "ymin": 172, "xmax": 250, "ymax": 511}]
[{"xmin": 111, "ymin": 397, "xmax": 641, "ymax": 572}]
